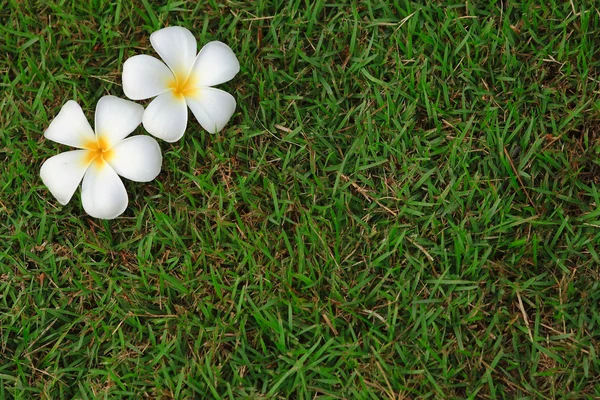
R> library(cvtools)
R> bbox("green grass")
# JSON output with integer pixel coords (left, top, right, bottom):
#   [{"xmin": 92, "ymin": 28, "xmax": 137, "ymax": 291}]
[{"xmin": 1, "ymin": 0, "xmax": 600, "ymax": 398}]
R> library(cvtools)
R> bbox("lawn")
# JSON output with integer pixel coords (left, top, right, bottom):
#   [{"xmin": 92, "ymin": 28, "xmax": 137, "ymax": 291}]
[{"xmin": 1, "ymin": 0, "xmax": 600, "ymax": 398}]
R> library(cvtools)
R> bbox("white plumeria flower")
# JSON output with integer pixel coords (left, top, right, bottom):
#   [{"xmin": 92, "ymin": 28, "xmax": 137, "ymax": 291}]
[
  {"xmin": 122, "ymin": 26, "xmax": 240, "ymax": 142},
  {"xmin": 40, "ymin": 96, "xmax": 163, "ymax": 219}
]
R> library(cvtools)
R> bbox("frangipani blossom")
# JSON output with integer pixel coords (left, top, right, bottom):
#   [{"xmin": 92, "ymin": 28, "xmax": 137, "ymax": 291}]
[
  {"xmin": 122, "ymin": 26, "xmax": 240, "ymax": 142},
  {"xmin": 40, "ymin": 96, "xmax": 162, "ymax": 219}
]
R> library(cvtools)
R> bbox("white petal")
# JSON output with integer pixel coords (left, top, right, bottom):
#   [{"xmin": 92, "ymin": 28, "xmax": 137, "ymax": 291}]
[
  {"xmin": 122, "ymin": 55, "xmax": 174, "ymax": 100},
  {"xmin": 150, "ymin": 26, "xmax": 197, "ymax": 80},
  {"xmin": 81, "ymin": 164, "xmax": 128, "ymax": 219},
  {"xmin": 189, "ymin": 41, "xmax": 240, "ymax": 87},
  {"xmin": 185, "ymin": 88, "xmax": 236, "ymax": 133},
  {"xmin": 94, "ymin": 95, "xmax": 144, "ymax": 147},
  {"xmin": 142, "ymin": 91, "xmax": 188, "ymax": 142},
  {"xmin": 44, "ymin": 101, "xmax": 95, "ymax": 148},
  {"xmin": 108, "ymin": 136, "xmax": 162, "ymax": 182},
  {"xmin": 40, "ymin": 150, "xmax": 90, "ymax": 205}
]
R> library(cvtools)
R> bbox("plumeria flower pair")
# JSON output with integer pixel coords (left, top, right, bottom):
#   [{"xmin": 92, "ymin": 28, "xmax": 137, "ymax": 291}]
[{"xmin": 40, "ymin": 27, "xmax": 240, "ymax": 219}]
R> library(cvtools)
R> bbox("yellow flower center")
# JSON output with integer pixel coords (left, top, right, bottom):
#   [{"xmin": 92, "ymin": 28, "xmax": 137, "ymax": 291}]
[
  {"xmin": 169, "ymin": 74, "xmax": 198, "ymax": 97},
  {"xmin": 83, "ymin": 136, "xmax": 113, "ymax": 168}
]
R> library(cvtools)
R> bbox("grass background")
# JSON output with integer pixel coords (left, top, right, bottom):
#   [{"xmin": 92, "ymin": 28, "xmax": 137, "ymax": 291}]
[{"xmin": 1, "ymin": 0, "xmax": 600, "ymax": 398}]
